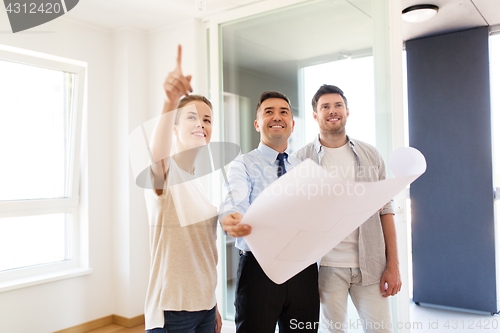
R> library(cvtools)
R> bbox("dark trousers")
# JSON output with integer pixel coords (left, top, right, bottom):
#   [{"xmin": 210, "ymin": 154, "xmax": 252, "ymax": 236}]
[
  {"xmin": 235, "ymin": 252, "xmax": 320, "ymax": 333},
  {"xmin": 146, "ymin": 307, "xmax": 216, "ymax": 333}
]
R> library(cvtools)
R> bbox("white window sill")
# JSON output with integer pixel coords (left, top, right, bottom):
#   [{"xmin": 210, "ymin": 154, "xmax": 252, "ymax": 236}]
[{"xmin": 0, "ymin": 267, "xmax": 93, "ymax": 293}]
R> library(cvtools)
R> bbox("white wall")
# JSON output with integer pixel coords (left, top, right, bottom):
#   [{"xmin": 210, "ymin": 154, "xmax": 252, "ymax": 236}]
[
  {"xmin": 110, "ymin": 28, "xmax": 151, "ymax": 319},
  {"xmin": 0, "ymin": 13, "xmax": 114, "ymax": 333},
  {"xmin": 110, "ymin": 19, "xmax": 203, "ymax": 321},
  {"xmin": 148, "ymin": 19, "xmax": 201, "ymax": 120}
]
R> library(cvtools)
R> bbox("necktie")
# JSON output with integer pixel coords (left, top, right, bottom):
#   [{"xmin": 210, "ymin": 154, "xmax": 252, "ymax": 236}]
[{"xmin": 276, "ymin": 152, "xmax": 288, "ymax": 178}]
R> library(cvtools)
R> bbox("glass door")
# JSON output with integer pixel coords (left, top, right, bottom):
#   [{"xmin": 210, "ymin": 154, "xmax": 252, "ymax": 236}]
[{"xmin": 206, "ymin": 0, "xmax": 405, "ymax": 329}]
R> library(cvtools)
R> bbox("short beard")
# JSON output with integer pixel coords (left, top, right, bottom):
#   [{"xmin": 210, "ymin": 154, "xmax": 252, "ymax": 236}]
[{"xmin": 321, "ymin": 123, "xmax": 346, "ymax": 137}]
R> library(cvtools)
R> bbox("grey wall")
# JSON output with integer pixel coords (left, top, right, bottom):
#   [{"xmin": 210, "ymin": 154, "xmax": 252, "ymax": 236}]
[{"xmin": 223, "ymin": 64, "xmax": 298, "ymax": 151}]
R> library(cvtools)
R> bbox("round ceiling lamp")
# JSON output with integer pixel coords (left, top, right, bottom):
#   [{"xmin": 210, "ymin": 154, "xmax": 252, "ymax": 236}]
[
  {"xmin": 402, "ymin": 4, "xmax": 439, "ymax": 22},
  {"xmin": 195, "ymin": 0, "xmax": 206, "ymax": 11}
]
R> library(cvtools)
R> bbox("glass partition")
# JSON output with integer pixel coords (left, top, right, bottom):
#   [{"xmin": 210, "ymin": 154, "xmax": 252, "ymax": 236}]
[{"xmin": 210, "ymin": 0, "xmax": 402, "ymax": 329}]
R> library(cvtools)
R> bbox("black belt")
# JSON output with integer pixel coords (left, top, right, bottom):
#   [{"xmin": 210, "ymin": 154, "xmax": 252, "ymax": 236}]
[{"xmin": 239, "ymin": 249, "xmax": 252, "ymax": 256}]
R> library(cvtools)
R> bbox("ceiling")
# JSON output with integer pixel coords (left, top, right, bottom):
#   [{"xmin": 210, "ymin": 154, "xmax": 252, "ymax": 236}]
[
  {"xmin": 401, "ymin": 0, "xmax": 500, "ymax": 41},
  {"xmin": 64, "ymin": 0, "xmax": 266, "ymax": 31},
  {"xmin": 65, "ymin": 0, "xmax": 500, "ymax": 37},
  {"xmin": 64, "ymin": 0, "xmax": 500, "ymax": 81}
]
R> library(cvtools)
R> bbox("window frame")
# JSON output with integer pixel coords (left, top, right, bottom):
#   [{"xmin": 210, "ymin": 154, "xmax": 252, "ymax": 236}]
[{"xmin": 0, "ymin": 46, "xmax": 90, "ymax": 292}]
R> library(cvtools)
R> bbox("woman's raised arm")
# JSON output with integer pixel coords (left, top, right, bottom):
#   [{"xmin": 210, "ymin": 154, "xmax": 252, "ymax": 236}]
[{"xmin": 150, "ymin": 45, "xmax": 193, "ymax": 184}]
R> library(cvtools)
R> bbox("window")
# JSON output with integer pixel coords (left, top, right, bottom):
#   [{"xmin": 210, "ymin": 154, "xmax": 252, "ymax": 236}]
[
  {"xmin": 490, "ymin": 34, "xmax": 500, "ymax": 195},
  {"xmin": 490, "ymin": 34, "xmax": 500, "ymax": 306},
  {"xmin": 0, "ymin": 47, "xmax": 88, "ymax": 291},
  {"xmin": 302, "ymin": 55, "xmax": 376, "ymax": 146}
]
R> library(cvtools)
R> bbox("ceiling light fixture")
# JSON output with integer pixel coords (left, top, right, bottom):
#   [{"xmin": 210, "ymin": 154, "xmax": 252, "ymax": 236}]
[
  {"xmin": 195, "ymin": 0, "xmax": 207, "ymax": 11},
  {"xmin": 402, "ymin": 4, "xmax": 439, "ymax": 23}
]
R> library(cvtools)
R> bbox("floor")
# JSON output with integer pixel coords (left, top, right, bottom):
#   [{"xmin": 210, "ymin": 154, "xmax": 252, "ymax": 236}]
[
  {"xmin": 337, "ymin": 301, "xmax": 499, "ymax": 333},
  {"xmin": 86, "ymin": 324, "xmax": 145, "ymax": 333},
  {"xmin": 88, "ymin": 301, "xmax": 500, "ymax": 333},
  {"xmin": 408, "ymin": 302, "xmax": 499, "ymax": 333}
]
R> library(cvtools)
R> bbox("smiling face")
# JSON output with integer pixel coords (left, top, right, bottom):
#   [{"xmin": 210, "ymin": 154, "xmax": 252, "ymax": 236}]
[
  {"xmin": 173, "ymin": 100, "xmax": 212, "ymax": 151},
  {"xmin": 314, "ymin": 93, "xmax": 349, "ymax": 136},
  {"xmin": 254, "ymin": 97, "xmax": 295, "ymax": 151}
]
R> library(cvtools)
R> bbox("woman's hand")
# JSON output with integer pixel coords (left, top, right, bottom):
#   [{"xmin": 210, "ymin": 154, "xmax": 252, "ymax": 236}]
[
  {"xmin": 150, "ymin": 45, "xmax": 192, "ymax": 183},
  {"xmin": 163, "ymin": 45, "xmax": 193, "ymax": 109},
  {"xmin": 215, "ymin": 304, "xmax": 222, "ymax": 333}
]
